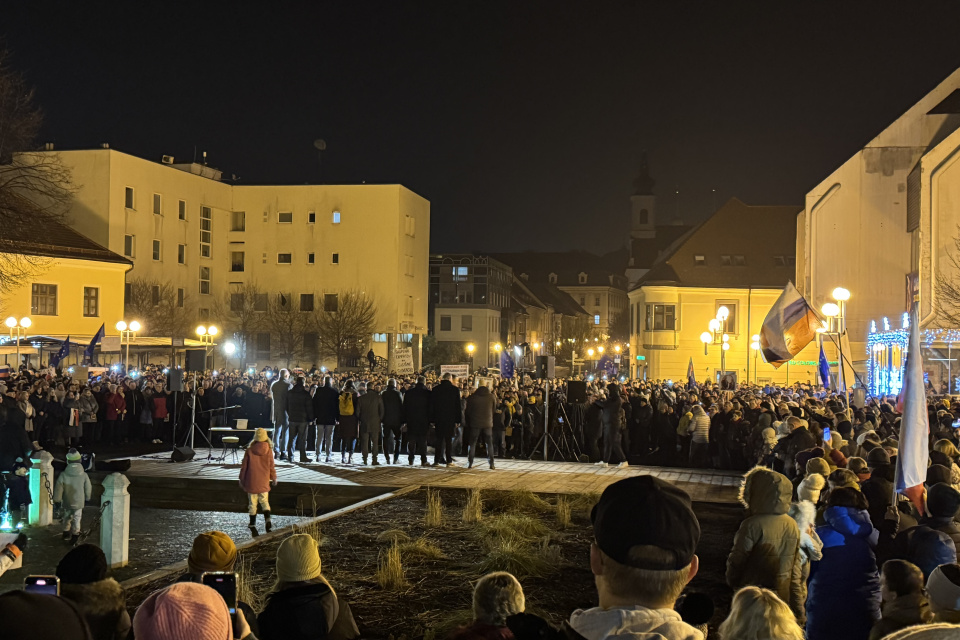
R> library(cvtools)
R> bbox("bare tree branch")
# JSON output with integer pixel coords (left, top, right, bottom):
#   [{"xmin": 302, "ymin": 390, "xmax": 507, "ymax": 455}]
[
  {"xmin": 311, "ymin": 290, "xmax": 378, "ymax": 368},
  {"xmin": 936, "ymin": 225, "xmax": 960, "ymax": 327},
  {"xmin": 124, "ymin": 278, "xmax": 192, "ymax": 337},
  {"xmin": 213, "ymin": 283, "xmax": 267, "ymax": 363}
]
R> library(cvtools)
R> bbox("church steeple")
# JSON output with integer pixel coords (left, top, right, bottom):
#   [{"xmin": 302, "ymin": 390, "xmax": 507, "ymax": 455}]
[
  {"xmin": 630, "ymin": 152, "xmax": 656, "ymax": 239},
  {"xmin": 633, "ymin": 151, "xmax": 656, "ymax": 196}
]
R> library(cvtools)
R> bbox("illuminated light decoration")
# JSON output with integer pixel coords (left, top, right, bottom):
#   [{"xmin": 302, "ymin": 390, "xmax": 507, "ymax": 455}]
[
  {"xmin": 863, "ymin": 320, "xmax": 960, "ymax": 396},
  {"xmin": 871, "ymin": 320, "xmax": 877, "ymax": 333},
  {"xmin": 902, "ymin": 312, "xmax": 910, "ymax": 329},
  {"xmin": 883, "ymin": 317, "xmax": 890, "ymax": 331}
]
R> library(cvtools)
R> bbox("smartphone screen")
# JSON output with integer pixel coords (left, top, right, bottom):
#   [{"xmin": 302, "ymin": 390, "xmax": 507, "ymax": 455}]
[
  {"xmin": 823, "ymin": 427, "xmax": 831, "ymax": 445},
  {"xmin": 202, "ymin": 571, "xmax": 238, "ymax": 614},
  {"xmin": 24, "ymin": 575, "xmax": 59, "ymax": 596}
]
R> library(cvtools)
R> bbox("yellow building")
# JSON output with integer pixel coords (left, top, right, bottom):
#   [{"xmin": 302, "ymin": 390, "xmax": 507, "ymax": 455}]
[
  {"xmin": 37, "ymin": 147, "xmax": 430, "ymax": 368},
  {"xmin": 0, "ymin": 219, "xmax": 131, "ymax": 362},
  {"xmin": 629, "ymin": 198, "xmax": 820, "ymax": 384}
]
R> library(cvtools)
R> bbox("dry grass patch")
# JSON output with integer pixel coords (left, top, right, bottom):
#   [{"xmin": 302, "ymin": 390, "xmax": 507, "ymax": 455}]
[
  {"xmin": 555, "ymin": 496, "xmax": 572, "ymax": 529},
  {"xmin": 425, "ymin": 489, "xmax": 444, "ymax": 528},
  {"xmin": 399, "ymin": 536, "xmax": 444, "ymax": 560},
  {"xmin": 475, "ymin": 513, "xmax": 549, "ymax": 544},
  {"xmin": 376, "ymin": 529, "xmax": 411, "ymax": 544},
  {"xmin": 485, "ymin": 489, "xmax": 553, "ymax": 515},
  {"xmin": 376, "ymin": 541, "xmax": 408, "ymax": 590},
  {"xmin": 462, "ymin": 489, "xmax": 483, "ymax": 524},
  {"xmin": 568, "ymin": 492, "xmax": 602, "ymax": 519},
  {"xmin": 292, "ymin": 520, "xmax": 326, "ymax": 546},
  {"xmin": 476, "ymin": 536, "xmax": 561, "ymax": 579}
]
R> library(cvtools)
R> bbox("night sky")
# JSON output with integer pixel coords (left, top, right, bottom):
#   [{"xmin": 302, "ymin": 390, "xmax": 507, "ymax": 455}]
[{"xmin": 5, "ymin": 2, "xmax": 960, "ymax": 255}]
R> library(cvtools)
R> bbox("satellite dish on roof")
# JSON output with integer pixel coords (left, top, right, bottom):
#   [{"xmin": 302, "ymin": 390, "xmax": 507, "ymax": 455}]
[{"xmin": 313, "ymin": 139, "xmax": 327, "ymax": 151}]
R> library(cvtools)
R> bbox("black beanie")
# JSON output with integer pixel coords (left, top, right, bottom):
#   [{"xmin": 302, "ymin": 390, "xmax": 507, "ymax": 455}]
[
  {"xmin": 927, "ymin": 483, "xmax": 960, "ymax": 519},
  {"xmin": 56, "ymin": 544, "xmax": 108, "ymax": 585},
  {"xmin": 0, "ymin": 591, "xmax": 93, "ymax": 639},
  {"xmin": 926, "ymin": 464, "xmax": 953, "ymax": 488}
]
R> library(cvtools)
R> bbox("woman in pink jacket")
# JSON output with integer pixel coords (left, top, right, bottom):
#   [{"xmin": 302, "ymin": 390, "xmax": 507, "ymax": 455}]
[{"xmin": 239, "ymin": 428, "xmax": 277, "ymax": 537}]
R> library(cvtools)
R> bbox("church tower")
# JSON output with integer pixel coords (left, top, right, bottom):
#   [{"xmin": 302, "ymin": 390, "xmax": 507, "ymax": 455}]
[{"xmin": 631, "ymin": 153, "xmax": 656, "ymax": 239}]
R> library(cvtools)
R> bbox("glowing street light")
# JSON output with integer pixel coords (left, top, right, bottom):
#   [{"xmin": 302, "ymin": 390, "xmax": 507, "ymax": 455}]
[
  {"xmin": 5, "ymin": 316, "xmax": 30, "ymax": 367},
  {"xmin": 196, "ymin": 324, "xmax": 218, "ymax": 370},
  {"xmin": 116, "ymin": 320, "xmax": 142, "ymax": 372},
  {"xmin": 832, "ymin": 287, "xmax": 850, "ymax": 302},
  {"xmin": 821, "ymin": 302, "xmax": 840, "ymax": 318}
]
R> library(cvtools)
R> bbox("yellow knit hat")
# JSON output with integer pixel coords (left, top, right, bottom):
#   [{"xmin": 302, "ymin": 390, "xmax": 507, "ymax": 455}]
[
  {"xmin": 254, "ymin": 428, "xmax": 269, "ymax": 442},
  {"xmin": 276, "ymin": 534, "xmax": 322, "ymax": 583},
  {"xmin": 187, "ymin": 531, "xmax": 237, "ymax": 573}
]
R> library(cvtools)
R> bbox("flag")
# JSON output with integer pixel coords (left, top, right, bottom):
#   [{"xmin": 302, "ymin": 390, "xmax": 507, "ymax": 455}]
[
  {"xmin": 895, "ymin": 305, "xmax": 929, "ymax": 515},
  {"xmin": 839, "ymin": 331, "xmax": 856, "ymax": 392},
  {"xmin": 83, "ymin": 324, "xmax": 105, "ymax": 365},
  {"xmin": 686, "ymin": 357, "xmax": 696, "ymax": 388},
  {"xmin": 499, "ymin": 350, "xmax": 515, "ymax": 379},
  {"xmin": 818, "ymin": 342, "xmax": 832, "ymax": 389},
  {"xmin": 49, "ymin": 336, "xmax": 70, "ymax": 369},
  {"xmin": 760, "ymin": 282, "xmax": 820, "ymax": 368}
]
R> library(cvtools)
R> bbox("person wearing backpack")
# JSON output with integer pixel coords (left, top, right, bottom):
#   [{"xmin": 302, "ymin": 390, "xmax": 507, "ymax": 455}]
[{"xmin": 336, "ymin": 380, "xmax": 360, "ymax": 464}]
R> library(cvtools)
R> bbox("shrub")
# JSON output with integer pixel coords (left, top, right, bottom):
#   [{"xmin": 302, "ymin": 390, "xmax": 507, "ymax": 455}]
[
  {"xmin": 462, "ymin": 489, "xmax": 483, "ymax": 523},
  {"xmin": 475, "ymin": 513, "xmax": 549, "ymax": 544},
  {"xmin": 425, "ymin": 489, "xmax": 444, "ymax": 527},
  {"xmin": 476, "ymin": 536, "xmax": 560, "ymax": 579},
  {"xmin": 485, "ymin": 489, "xmax": 552, "ymax": 514},
  {"xmin": 376, "ymin": 541, "xmax": 407, "ymax": 590},
  {"xmin": 555, "ymin": 496, "xmax": 571, "ymax": 529},
  {"xmin": 399, "ymin": 537, "xmax": 444, "ymax": 560}
]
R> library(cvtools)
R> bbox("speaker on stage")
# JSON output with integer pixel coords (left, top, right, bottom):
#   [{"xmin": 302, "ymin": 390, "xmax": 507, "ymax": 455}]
[
  {"xmin": 167, "ymin": 368, "xmax": 184, "ymax": 392},
  {"xmin": 567, "ymin": 380, "xmax": 587, "ymax": 403},
  {"xmin": 535, "ymin": 355, "xmax": 555, "ymax": 380},
  {"xmin": 171, "ymin": 446, "xmax": 195, "ymax": 463},
  {"xmin": 185, "ymin": 349, "xmax": 206, "ymax": 371}
]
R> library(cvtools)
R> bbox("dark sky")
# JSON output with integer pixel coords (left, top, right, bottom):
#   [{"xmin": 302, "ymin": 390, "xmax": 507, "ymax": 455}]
[{"xmin": 5, "ymin": 2, "xmax": 960, "ymax": 254}]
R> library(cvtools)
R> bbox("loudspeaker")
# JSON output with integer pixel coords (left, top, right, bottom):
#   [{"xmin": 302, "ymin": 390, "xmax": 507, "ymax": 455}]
[
  {"xmin": 167, "ymin": 368, "xmax": 184, "ymax": 392},
  {"xmin": 567, "ymin": 380, "xmax": 587, "ymax": 403},
  {"xmin": 535, "ymin": 355, "xmax": 555, "ymax": 380},
  {"xmin": 171, "ymin": 446, "xmax": 195, "ymax": 463},
  {"xmin": 185, "ymin": 349, "xmax": 206, "ymax": 371}
]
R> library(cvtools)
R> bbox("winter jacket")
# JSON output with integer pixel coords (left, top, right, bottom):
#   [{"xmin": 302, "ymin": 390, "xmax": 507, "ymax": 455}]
[
  {"xmin": 688, "ymin": 412, "xmax": 710, "ymax": 444},
  {"xmin": 105, "ymin": 393, "xmax": 125, "ymax": 421},
  {"xmin": 726, "ymin": 466, "xmax": 804, "ymax": 619},
  {"xmin": 774, "ymin": 426, "xmax": 818, "ymax": 478},
  {"xmin": 381, "ymin": 387, "xmax": 403, "ymax": 426},
  {"xmin": 0, "ymin": 418, "xmax": 32, "ymax": 473},
  {"xmin": 402, "ymin": 383, "xmax": 432, "ymax": 433},
  {"xmin": 891, "ymin": 524, "xmax": 958, "ymax": 580},
  {"xmin": 151, "ymin": 392, "xmax": 169, "ymax": 420},
  {"xmin": 465, "ymin": 387, "xmax": 496, "ymax": 431},
  {"xmin": 286, "ymin": 384, "xmax": 314, "ymax": 423},
  {"xmin": 807, "ymin": 506, "xmax": 882, "ymax": 640},
  {"xmin": 600, "ymin": 393, "xmax": 623, "ymax": 432},
  {"xmin": 357, "ymin": 391, "xmax": 384, "ymax": 430},
  {"xmin": 312, "ymin": 384, "xmax": 340, "ymax": 425},
  {"xmin": 258, "ymin": 579, "xmax": 360, "ymax": 640},
  {"xmin": 868, "ymin": 593, "xmax": 933, "ymax": 640},
  {"xmin": 79, "ymin": 393, "xmax": 99, "ymax": 423},
  {"xmin": 861, "ymin": 465, "xmax": 896, "ymax": 531},
  {"xmin": 568, "ymin": 605, "xmax": 703, "ymax": 640},
  {"xmin": 54, "ymin": 463, "xmax": 92, "ymax": 510},
  {"xmin": 239, "ymin": 441, "xmax": 277, "ymax": 495},
  {"xmin": 60, "ymin": 578, "xmax": 132, "ymax": 640},
  {"xmin": 270, "ymin": 379, "xmax": 292, "ymax": 423},
  {"xmin": 430, "ymin": 380, "xmax": 463, "ymax": 425}
]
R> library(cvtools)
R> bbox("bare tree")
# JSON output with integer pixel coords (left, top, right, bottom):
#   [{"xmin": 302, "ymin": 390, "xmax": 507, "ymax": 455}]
[
  {"xmin": 213, "ymin": 283, "xmax": 267, "ymax": 363},
  {"xmin": 263, "ymin": 292, "xmax": 312, "ymax": 368},
  {"xmin": 936, "ymin": 226, "xmax": 960, "ymax": 326},
  {"xmin": 125, "ymin": 278, "xmax": 192, "ymax": 337},
  {"xmin": 551, "ymin": 315, "xmax": 597, "ymax": 366},
  {"xmin": 0, "ymin": 50, "xmax": 74, "ymax": 294},
  {"xmin": 607, "ymin": 309, "xmax": 630, "ymax": 344},
  {"xmin": 312, "ymin": 290, "xmax": 378, "ymax": 368}
]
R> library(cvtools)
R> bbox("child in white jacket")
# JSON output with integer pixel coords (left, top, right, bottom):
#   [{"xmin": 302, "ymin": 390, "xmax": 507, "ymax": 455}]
[{"xmin": 53, "ymin": 449, "xmax": 92, "ymax": 544}]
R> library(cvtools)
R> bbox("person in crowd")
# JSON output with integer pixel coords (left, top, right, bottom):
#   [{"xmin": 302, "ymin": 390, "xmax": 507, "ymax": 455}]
[
  {"xmin": 716, "ymin": 586, "xmax": 804, "ymax": 640},
  {"xmin": 381, "ymin": 378, "xmax": 404, "ymax": 464},
  {"xmin": 927, "ymin": 563, "xmax": 960, "ymax": 623},
  {"xmin": 257, "ymin": 533, "xmax": 360, "ymax": 640},
  {"xmin": 583, "ymin": 391, "xmax": 602, "ymax": 463},
  {"xmin": 861, "ymin": 447, "xmax": 900, "ymax": 530},
  {"xmin": 402, "ymin": 376, "xmax": 432, "ymax": 466},
  {"xmin": 773, "ymin": 416, "xmax": 818, "ymax": 479},
  {"xmin": 149, "ymin": 381, "xmax": 170, "ymax": 444},
  {"xmin": 788, "ymin": 499, "xmax": 822, "ymax": 624},
  {"xmin": 336, "ymin": 380, "xmax": 360, "ymax": 464},
  {"xmin": 312, "ymin": 376, "xmax": 340, "ymax": 463},
  {"xmin": 357, "ymin": 381, "xmax": 385, "ymax": 465},
  {"xmin": 285, "ymin": 376, "xmax": 314, "ymax": 463},
  {"xmin": 869, "ymin": 559, "xmax": 933, "ymax": 640},
  {"xmin": 239, "ymin": 428, "xmax": 277, "ymax": 537},
  {"xmin": 431, "ymin": 372, "xmax": 463, "ymax": 467},
  {"xmin": 54, "ymin": 447, "xmax": 92, "ymax": 544},
  {"xmin": 888, "ymin": 483, "xmax": 960, "ymax": 575},
  {"xmin": 63, "ymin": 389, "xmax": 83, "ymax": 447},
  {"xmin": 79, "ymin": 387, "xmax": 100, "ymax": 446},
  {"xmin": 849, "ymin": 456, "xmax": 871, "ymax": 482},
  {"xmin": 726, "ymin": 466, "xmax": 803, "ymax": 619},
  {"xmin": 133, "ymin": 581, "xmax": 254, "ymax": 640},
  {"xmin": 449, "ymin": 572, "xmax": 525, "ymax": 640},
  {"xmin": 465, "ymin": 382, "xmax": 496, "ymax": 470},
  {"xmin": 104, "ymin": 384, "xmax": 126, "ymax": 446},
  {"xmin": 806, "ymin": 487, "xmax": 882, "ymax": 640},
  {"xmin": 687, "ymin": 404, "xmax": 710, "ymax": 468},
  {"xmin": 56, "ymin": 544, "xmax": 132, "ymax": 640},
  {"xmin": 599, "ymin": 383, "xmax": 628, "ymax": 468},
  {"xmin": 0, "ymin": 589, "xmax": 96, "ymax": 640},
  {"xmin": 270, "ymin": 368, "xmax": 292, "ymax": 460},
  {"xmin": 0, "ymin": 532, "xmax": 26, "ymax": 579}
]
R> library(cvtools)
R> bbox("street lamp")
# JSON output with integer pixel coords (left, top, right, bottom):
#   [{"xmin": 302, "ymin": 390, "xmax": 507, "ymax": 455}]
[
  {"xmin": 196, "ymin": 324, "xmax": 218, "ymax": 370},
  {"xmin": 704, "ymin": 307, "xmax": 730, "ymax": 383},
  {"xmin": 750, "ymin": 334, "xmax": 761, "ymax": 383},
  {"xmin": 223, "ymin": 341, "xmax": 237, "ymax": 371},
  {"xmin": 5, "ymin": 316, "xmax": 30, "ymax": 368},
  {"xmin": 116, "ymin": 320, "xmax": 141, "ymax": 372}
]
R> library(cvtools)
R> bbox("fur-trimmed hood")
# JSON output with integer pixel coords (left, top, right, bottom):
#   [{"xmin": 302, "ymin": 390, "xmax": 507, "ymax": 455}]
[
  {"xmin": 789, "ymin": 500, "xmax": 817, "ymax": 533},
  {"xmin": 739, "ymin": 466, "xmax": 792, "ymax": 515},
  {"xmin": 60, "ymin": 578, "xmax": 131, "ymax": 640}
]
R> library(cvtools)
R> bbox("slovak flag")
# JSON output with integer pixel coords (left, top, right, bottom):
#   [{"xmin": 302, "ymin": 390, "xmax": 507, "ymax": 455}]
[
  {"xmin": 760, "ymin": 282, "xmax": 820, "ymax": 368},
  {"xmin": 895, "ymin": 304, "xmax": 929, "ymax": 515},
  {"xmin": 686, "ymin": 357, "xmax": 696, "ymax": 388}
]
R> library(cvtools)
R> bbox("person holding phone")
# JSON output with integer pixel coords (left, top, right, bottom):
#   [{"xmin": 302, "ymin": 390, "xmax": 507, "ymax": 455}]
[
  {"xmin": 134, "ymin": 581, "xmax": 256, "ymax": 640},
  {"xmin": 0, "ymin": 533, "xmax": 26, "ymax": 578}
]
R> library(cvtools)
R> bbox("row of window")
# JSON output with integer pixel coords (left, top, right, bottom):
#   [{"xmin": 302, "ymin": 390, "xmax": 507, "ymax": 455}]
[
  {"xmin": 692, "ymin": 254, "xmax": 796, "ymax": 267},
  {"xmin": 630, "ymin": 301, "xmax": 739, "ymax": 334},
  {"xmin": 29, "ymin": 284, "xmax": 100, "ymax": 317},
  {"xmin": 125, "ymin": 237, "xmax": 344, "ymax": 270},
  {"xmin": 438, "ymin": 315, "xmax": 503, "ymax": 333},
  {"xmin": 229, "ymin": 292, "xmax": 340, "ymax": 313}
]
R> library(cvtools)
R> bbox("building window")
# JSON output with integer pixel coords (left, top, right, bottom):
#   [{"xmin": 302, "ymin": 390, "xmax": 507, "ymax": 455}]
[
  {"xmin": 405, "ymin": 296, "xmax": 413, "ymax": 316},
  {"xmin": 594, "ymin": 296, "xmax": 601, "ymax": 307},
  {"xmin": 278, "ymin": 293, "xmax": 291, "ymax": 310},
  {"xmin": 332, "ymin": 253, "xmax": 339, "ymax": 264},
  {"xmin": 579, "ymin": 296, "xmax": 585, "ymax": 306},
  {"xmin": 461, "ymin": 315, "xmax": 472, "ymax": 331},
  {"xmin": 734, "ymin": 255, "xmax": 746, "ymax": 266},
  {"xmin": 231, "ymin": 252, "xmax": 245, "ymax": 272},
  {"xmin": 83, "ymin": 287, "xmax": 99, "ymax": 317},
  {"xmin": 579, "ymin": 273, "xmax": 588, "ymax": 284},
  {"xmin": 549, "ymin": 273, "xmax": 557, "ymax": 284},
  {"xmin": 230, "ymin": 293, "xmax": 244, "ymax": 312},
  {"xmin": 404, "ymin": 255, "xmax": 414, "ymax": 277},
  {"xmin": 278, "ymin": 211, "xmax": 293, "ymax": 223},
  {"xmin": 308, "ymin": 212, "xmax": 316, "ymax": 224},
  {"xmin": 124, "ymin": 234, "xmax": 135, "ymax": 257},
  {"xmin": 300, "ymin": 294, "xmax": 314, "ymax": 312},
  {"xmin": 720, "ymin": 255, "xmax": 732, "ymax": 266},
  {"xmin": 200, "ymin": 206, "xmax": 212, "ymax": 257},
  {"xmin": 453, "ymin": 266, "xmax": 468, "ymax": 282},
  {"xmin": 405, "ymin": 215, "xmax": 415, "ymax": 237},
  {"xmin": 178, "ymin": 244, "xmax": 186, "ymax": 264},
  {"xmin": 254, "ymin": 293, "xmax": 268, "ymax": 312},
  {"xmin": 277, "ymin": 253, "xmax": 292, "ymax": 264},
  {"xmin": 177, "ymin": 288, "xmax": 184, "ymax": 308},
  {"xmin": 332, "ymin": 211, "xmax": 341, "ymax": 224},
  {"xmin": 638, "ymin": 208, "xmax": 649, "ymax": 224},
  {"xmin": 307, "ymin": 253, "xmax": 315, "ymax": 264},
  {"xmin": 152, "ymin": 239, "xmax": 161, "ymax": 261},
  {"xmin": 151, "ymin": 285, "xmax": 161, "ymax": 306},
  {"xmin": 716, "ymin": 300, "xmax": 738, "ymax": 334},
  {"xmin": 694, "ymin": 255, "xmax": 706, "ymax": 266},
  {"xmin": 373, "ymin": 333, "xmax": 387, "ymax": 342},
  {"xmin": 199, "ymin": 266, "xmax": 211, "ymax": 295},
  {"xmin": 31, "ymin": 283, "xmax": 57, "ymax": 316},
  {"xmin": 124, "ymin": 187, "xmax": 135, "ymax": 209},
  {"xmin": 178, "ymin": 200, "xmax": 186, "ymax": 220},
  {"xmin": 645, "ymin": 304, "xmax": 676, "ymax": 331},
  {"xmin": 231, "ymin": 211, "xmax": 245, "ymax": 231},
  {"xmin": 594, "ymin": 314, "xmax": 600, "ymax": 325},
  {"xmin": 256, "ymin": 332, "xmax": 271, "ymax": 356},
  {"xmin": 152, "ymin": 193, "xmax": 162, "ymax": 215},
  {"xmin": 440, "ymin": 315, "xmax": 452, "ymax": 331},
  {"xmin": 323, "ymin": 294, "xmax": 339, "ymax": 313},
  {"xmin": 773, "ymin": 256, "xmax": 786, "ymax": 266}
]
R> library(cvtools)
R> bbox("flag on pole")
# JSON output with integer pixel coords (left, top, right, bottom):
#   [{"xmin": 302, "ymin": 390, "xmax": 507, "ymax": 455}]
[
  {"xmin": 760, "ymin": 282, "xmax": 820, "ymax": 368},
  {"xmin": 818, "ymin": 342, "xmax": 831, "ymax": 389},
  {"xmin": 895, "ymin": 305, "xmax": 929, "ymax": 515},
  {"xmin": 499, "ymin": 350, "xmax": 515, "ymax": 379},
  {"xmin": 83, "ymin": 324, "xmax": 105, "ymax": 365},
  {"xmin": 687, "ymin": 357, "xmax": 696, "ymax": 388},
  {"xmin": 49, "ymin": 336, "xmax": 71, "ymax": 369},
  {"xmin": 839, "ymin": 331, "xmax": 856, "ymax": 392}
]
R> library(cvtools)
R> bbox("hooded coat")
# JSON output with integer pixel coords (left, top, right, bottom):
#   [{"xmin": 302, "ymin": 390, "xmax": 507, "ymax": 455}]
[
  {"xmin": 54, "ymin": 462, "xmax": 92, "ymax": 510},
  {"xmin": 568, "ymin": 605, "xmax": 702, "ymax": 640},
  {"xmin": 258, "ymin": 579, "xmax": 360, "ymax": 640},
  {"xmin": 868, "ymin": 593, "xmax": 934, "ymax": 640},
  {"xmin": 807, "ymin": 505, "xmax": 882, "ymax": 640},
  {"xmin": 239, "ymin": 441, "xmax": 277, "ymax": 495},
  {"xmin": 60, "ymin": 578, "xmax": 132, "ymax": 640},
  {"xmin": 726, "ymin": 466, "xmax": 804, "ymax": 618}
]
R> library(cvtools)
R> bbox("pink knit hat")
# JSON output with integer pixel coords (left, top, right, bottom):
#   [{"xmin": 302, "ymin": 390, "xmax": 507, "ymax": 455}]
[{"xmin": 133, "ymin": 582, "xmax": 232, "ymax": 640}]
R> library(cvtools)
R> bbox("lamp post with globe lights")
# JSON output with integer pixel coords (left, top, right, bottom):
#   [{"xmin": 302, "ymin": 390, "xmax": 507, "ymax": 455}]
[
  {"xmin": 223, "ymin": 341, "xmax": 237, "ymax": 371},
  {"xmin": 116, "ymin": 320, "xmax": 141, "ymax": 372},
  {"xmin": 750, "ymin": 334, "xmax": 761, "ymax": 384},
  {"xmin": 196, "ymin": 325, "xmax": 218, "ymax": 369},
  {"xmin": 700, "ymin": 306, "xmax": 730, "ymax": 385},
  {"xmin": 466, "ymin": 343, "xmax": 475, "ymax": 371},
  {"xmin": 5, "ymin": 316, "xmax": 31, "ymax": 368}
]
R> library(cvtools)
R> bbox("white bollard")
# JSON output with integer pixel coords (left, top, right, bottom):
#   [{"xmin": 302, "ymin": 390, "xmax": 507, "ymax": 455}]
[
  {"xmin": 29, "ymin": 450, "xmax": 55, "ymax": 527},
  {"xmin": 100, "ymin": 473, "xmax": 130, "ymax": 568}
]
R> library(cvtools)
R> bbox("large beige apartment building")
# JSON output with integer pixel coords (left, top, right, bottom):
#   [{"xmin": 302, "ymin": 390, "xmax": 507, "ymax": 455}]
[{"xmin": 49, "ymin": 148, "xmax": 430, "ymax": 368}]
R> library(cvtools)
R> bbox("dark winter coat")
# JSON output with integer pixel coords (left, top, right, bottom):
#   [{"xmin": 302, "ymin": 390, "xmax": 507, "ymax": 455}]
[
  {"xmin": 60, "ymin": 578, "xmax": 131, "ymax": 640},
  {"xmin": 258, "ymin": 580, "xmax": 360, "ymax": 640},
  {"xmin": 0, "ymin": 414, "xmax": 32, "ymax": 473},
  {"xmin": 774, "ymin": 426, "xmax": 818, "ymax": 477},
  {"xmin": 807, "ymin": 506, "xmax": 882, "ymax": 640},
  {"xmin": 239, "ymin": 441, "xmax": 277, "ymax": 495},
  {"xmin": 868, "ymin": 593, "xmax": 933, "ymax": 640},
  {"xmin": 286, "ymin": 384, "xmax": 314, "ymax": 423},
  {"xmin": 861, "ymin": 466, "xmax": 896, "ymax": 531},
  {"xmin": 271, "ymin": 378, "xmax": 292, "ymax": 423},
  {"xmin": 312, "ymin": 384, "xmax": 340, "ymax": 425},
  {"xmin": 105, "ymin": 392, "xmax": 125, "ymax": 421},
  {"xmin": 465, "ymin": 386, "xmax": 496, "ymax": 431},
  {"xmin": 430, "ymin": 380, "xmax": 463, "ymax": 425},
  {"xmin": 402, "ymin": 383, "xmax": 432, "ymax": 433},
  {"xmin": 357, "ymin": 391, "xmax": 384, "ymax": 430},
  {"xmin": 891, "ymin": 523, "xmax": 958, "ymax": 580},
  {"xmin": 599, "ymin": 392, "xmax": 623, "ymax": 431},
  {"xmin": 381, "ymin": 388, "xmax": 403, "ymax": 427},
  {"xmin": 242, "ymin": 391, "xmax": 267, "ymax": 427}
]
